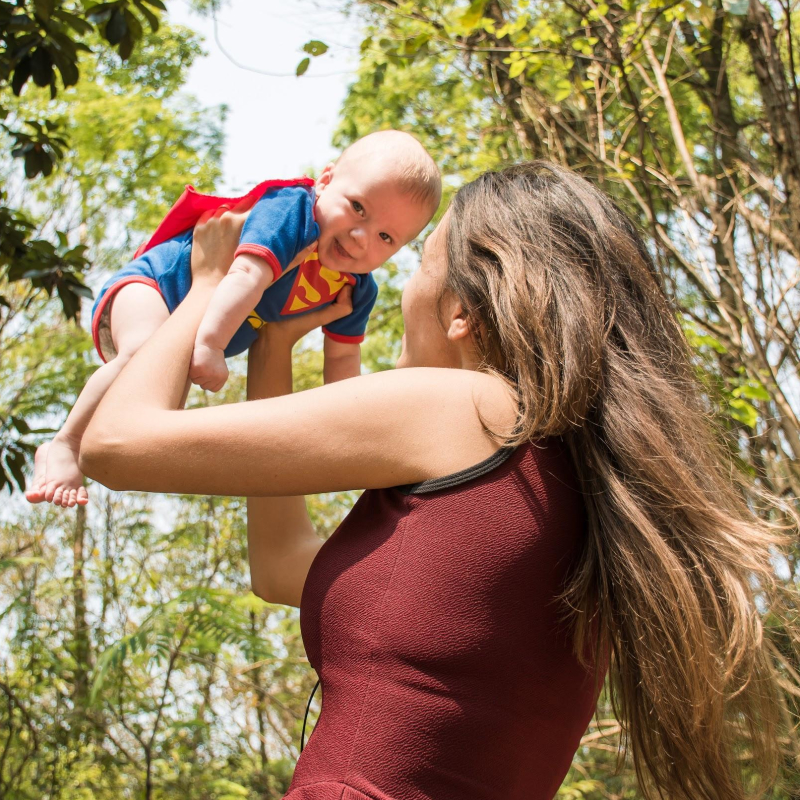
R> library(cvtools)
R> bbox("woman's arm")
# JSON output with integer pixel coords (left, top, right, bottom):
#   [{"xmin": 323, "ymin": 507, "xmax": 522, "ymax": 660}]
[
  {"xmin": 246, "ymin": 293, "xmax": 354, "ymax": 607},
  {"xmin": 80, "ymin": 208, "xmax": 515, "ymax": 498},
  {"xmin": 322, "ymin": 337, "xmax": 361, "ymax": 384}
]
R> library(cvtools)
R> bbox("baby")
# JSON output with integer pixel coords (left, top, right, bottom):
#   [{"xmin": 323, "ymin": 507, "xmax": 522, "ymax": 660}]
[{"xmin": 26, "ymin": 130, "xmax": 441, "ymax": 507}]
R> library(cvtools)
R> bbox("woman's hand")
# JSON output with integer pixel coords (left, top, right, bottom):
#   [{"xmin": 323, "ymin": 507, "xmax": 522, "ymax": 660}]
[
  {"xmin": 264, "ymin": 285, "xmax": 353, "ymax": 348},
  {"xmin": 248, "ymin": 286, "xmax": 353, "ymax": 401},
  {"xmin": 190, "ymin": 201, "xmax": 250, "ymax": 288}
]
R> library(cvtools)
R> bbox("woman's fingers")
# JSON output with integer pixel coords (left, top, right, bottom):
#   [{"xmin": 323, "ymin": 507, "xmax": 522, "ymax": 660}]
[
  {"xmin": 327, "ymin": 284, "xmax": 354, "ymax": 320},
  {"xmin": 260, "ymin": 285, "xmax": 354, "ymax": 348},
  {"xmin": 287, "ymin": 241, "xmax": 319, "ymax": 271},
  {"xmin": 291, "ymin": 284, "xmax": 354, "ymax": 329},
  {"xmin": 197, "ymin": 194, "xmax": 254, "ymax": 225},
  {"xmin": 191, "ymin": 203, "xmax": 249, "ymax": 283}
]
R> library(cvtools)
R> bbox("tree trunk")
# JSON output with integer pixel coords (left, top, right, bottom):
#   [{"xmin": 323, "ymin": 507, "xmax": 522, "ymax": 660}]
[
  {"xmin": 741, "ymin": 0, "xmax": 800, "ymax": 255},
  {"xmin": 70, "ymin": 503, "xmax": 91, "ymax": 733}
]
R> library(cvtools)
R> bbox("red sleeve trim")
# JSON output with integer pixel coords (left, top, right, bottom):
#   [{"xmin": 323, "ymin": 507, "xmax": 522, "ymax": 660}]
[
  {"xmin": 234, "ymin": 244, "xmax": 282, "ymax": 282},
  {"xmin": 91, "ymin": 276, "xmax": 162, "ymax": 363},
  {"xmin": 322, "ymin": 328, "xmax": 365, "ymax": 344}
]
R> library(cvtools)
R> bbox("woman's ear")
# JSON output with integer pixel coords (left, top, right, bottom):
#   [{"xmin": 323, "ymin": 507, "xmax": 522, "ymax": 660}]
[
  {"xmin": 446, "ymin": 301, "xmax": 471, "ymax": 342},
  {"xmin": 315, "ymin": 163, "xmax": 335, "ymax": 193}
]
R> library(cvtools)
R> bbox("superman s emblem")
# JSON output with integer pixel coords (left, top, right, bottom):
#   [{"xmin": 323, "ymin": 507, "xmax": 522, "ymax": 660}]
[{"xmin": 281, "ymin": 254, "xmax": 355, "ymax": 315}]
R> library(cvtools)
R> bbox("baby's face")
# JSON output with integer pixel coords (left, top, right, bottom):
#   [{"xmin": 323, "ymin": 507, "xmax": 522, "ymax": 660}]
[{"xmin": 314, "ymin": 161, "xmax": 433, "ymax": 274}]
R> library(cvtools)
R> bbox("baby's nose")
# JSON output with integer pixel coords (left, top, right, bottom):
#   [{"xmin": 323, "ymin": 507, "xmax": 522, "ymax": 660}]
[{"xmin": 349, "ymin": 226, "xmax": 368, "ymax": 252}]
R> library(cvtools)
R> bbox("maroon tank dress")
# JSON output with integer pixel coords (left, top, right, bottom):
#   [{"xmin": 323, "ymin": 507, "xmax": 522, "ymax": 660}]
[{"xmin": 285, "ymin": 440, "xmax": 601, "ymax": 800}]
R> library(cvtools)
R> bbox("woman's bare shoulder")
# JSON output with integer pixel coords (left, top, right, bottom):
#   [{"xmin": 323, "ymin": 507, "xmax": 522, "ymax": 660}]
[
  {"xmin": 387, "ymin": 367, "xmax": 516, "ymax": 426},
  {"xmin": 369, "ymin": 366, "xmax": 514, "ymax": 405},
  {"xmin": 343, "ymin": 367, "xmax": 518, "ymax": 471}
]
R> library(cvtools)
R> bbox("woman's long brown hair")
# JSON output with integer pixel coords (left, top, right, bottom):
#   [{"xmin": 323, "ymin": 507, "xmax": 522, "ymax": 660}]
[{"xmin": 444, "ymin": 161, "xmax": 798, "ymax": 799}]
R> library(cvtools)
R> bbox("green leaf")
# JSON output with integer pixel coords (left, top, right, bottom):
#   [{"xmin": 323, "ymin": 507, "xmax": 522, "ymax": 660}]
[
  {"xmin": 296, "ymin": 57, "xmax": 310, "ymax": 76},
  {"xmin": 302, "ymin": 39, "xmax": 329, "ymax": 57},
  {"xmin": 10, "ymin": 417, "xmax": 31, "ymax": 434},
  {"xmin": 53, "ymin": 9, "xmax": 94, "ymax": 34},
  {"xmin": 372, "ymin": 61, "xmax": 387, "ymax": 88},
  {"xmin": 52, "ymin": 50, "xmax": 80, "ymax": 88},
  {"xmin": 30, "ymin": 46, "xmax": 53, "ymax": 88},
  {"xmin": 554, "ymin": 78, "xmax": 572, "ymax": 102},
  {"xmin": 86, "ymin": 2, "xmax": 116, "ymax": 25},
  {"xmin": 105, "ymin": 9, "xmax": 127, "ymax": 45},
  {"xmin": 24, "ymin": 148, "xmax": 51, "ymax": 179},
  {"xmin": 210, "ymin": 779, "xmax": 249, "ymax": 797},
  {"xmin": 0, "ymin": 557, "xmax": 44, "ymax": 570},
  {"xmin": 728, "ymin": 397, "xmax": 758, "ymax": 429},
  {"xmin": 508, "ymin": 59, "xmax": 527, "ymax": 79},
  {"xmin": 235, "ymin": 592, "xmax": 268, "ymax": 613},
  {"xmin": 460, "ymin": 0, "xmax": 488, "ymax": 31},
  {"xmin": 123, "ymin": 9, "xmax": 143, "ymax": 41},
  {"xmin": 6, "ymin": 448, "xmax": 27, "ymax": 491},
  {"xmin": 11, "ymin": 57, "xmax": 33, "ymax": 96},
  {"xmin": 118, "ymin": 31, "xmax": 135, "ymax": 60},
  {"xmin": 732, "ymin": 381, "xmax": 770, "ymax": 402},
  {"xmin": 133, "ymin": 0, "xmax": 160, "ymax": 31}
]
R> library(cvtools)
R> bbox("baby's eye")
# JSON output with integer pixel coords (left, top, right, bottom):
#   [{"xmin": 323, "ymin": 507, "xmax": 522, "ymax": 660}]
[
  {"xmin": 379, "ymin": 232, "xmax": 393, "ymax": 245},
  {"xmin": 351, "ymin": 200, "xmax": 365, "ymax": 216}
]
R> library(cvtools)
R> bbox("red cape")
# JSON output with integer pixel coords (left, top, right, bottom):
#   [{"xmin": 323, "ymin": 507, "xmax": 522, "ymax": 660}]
[{"xmin": 134, "ymin": 176, "xmax": 315, "ymax": 259}]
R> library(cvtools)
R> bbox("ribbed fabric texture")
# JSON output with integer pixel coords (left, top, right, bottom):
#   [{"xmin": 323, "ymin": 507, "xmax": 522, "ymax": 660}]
[{"xmin": 286, "ymin": 440, "xmax": 601, "ymax": 800}]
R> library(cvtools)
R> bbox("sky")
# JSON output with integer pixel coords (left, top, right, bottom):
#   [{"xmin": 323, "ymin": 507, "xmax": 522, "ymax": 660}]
[{"xmin": 167, "ymin": 0, "xmax": 361, "ymax": 192}]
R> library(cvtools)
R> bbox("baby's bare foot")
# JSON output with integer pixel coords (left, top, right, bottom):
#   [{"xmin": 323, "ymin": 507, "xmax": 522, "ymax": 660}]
[
  {"xmin": 25, "ymin": 442, "xmax": 50, "ymax": 503},
  {"xmin": 42, "ymin": 437, "xmax": 89, "ymax": 508}
]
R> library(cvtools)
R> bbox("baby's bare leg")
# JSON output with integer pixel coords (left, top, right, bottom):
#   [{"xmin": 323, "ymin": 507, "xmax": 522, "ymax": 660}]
[{"xmin": 26, "ymin": 283, "xmax": 169, "ymax": 508}]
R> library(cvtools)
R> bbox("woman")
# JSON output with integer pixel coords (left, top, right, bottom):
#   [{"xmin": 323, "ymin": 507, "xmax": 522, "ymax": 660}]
[{"xmin": 81, "ymin": 162, "xmax": 792, "ymax": 800}]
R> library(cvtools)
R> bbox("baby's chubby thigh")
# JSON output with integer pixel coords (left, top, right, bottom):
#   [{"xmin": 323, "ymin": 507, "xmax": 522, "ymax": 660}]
[{"xmin": 109, "ymin": 282, "xmax": 170, "ymax": 360}]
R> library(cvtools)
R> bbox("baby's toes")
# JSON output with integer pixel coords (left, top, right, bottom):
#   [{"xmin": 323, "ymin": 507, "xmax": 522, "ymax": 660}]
[
  {"xmin": 51, "ymin": 486, "xmax": 65, "ymax": 506},
  {"xmin": 77, "ymin": 486, "xmax": 89, "ymax": 506},
  {"xmin": 25, "ymin": 443, "xmax": 50, "ymax": 503},
  {"xmin": 25, "ymin": 483, "xmax": 44, "ymax": 503}
]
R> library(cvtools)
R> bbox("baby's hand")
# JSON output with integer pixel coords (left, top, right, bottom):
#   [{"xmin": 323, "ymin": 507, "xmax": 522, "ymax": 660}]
[{"xmin": 190, "ymin": 343, "xmax": 229, "ymax": 392}]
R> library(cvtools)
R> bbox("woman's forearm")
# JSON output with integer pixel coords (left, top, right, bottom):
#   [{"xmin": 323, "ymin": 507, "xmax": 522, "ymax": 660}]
[
  {"xmin": 323, "ymin": 349, "xmax": 361, "ymax": 384},
  {"xmin": 246, "ymin": 329, "xmax": 321, "ymax": 607},
  {"xmin": 247, "ymin": 328, "xmax": 293, "ymax": 400}
]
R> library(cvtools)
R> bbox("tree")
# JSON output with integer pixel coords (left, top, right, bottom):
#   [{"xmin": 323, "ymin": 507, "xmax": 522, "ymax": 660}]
[{"xmin": 0, "ymin": 0, "xmax": 169, "ymax": 318}]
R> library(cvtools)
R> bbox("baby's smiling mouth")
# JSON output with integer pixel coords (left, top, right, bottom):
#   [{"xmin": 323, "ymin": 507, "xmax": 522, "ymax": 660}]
[{"xmin": 333, "ymin": 237, "xmax": 353, "ymax": 260}]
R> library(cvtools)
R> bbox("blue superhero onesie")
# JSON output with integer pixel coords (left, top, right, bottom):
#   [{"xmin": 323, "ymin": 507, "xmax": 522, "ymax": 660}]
[{"xmin": 91, "ymin": 178, "xmax": 379, "ymax": 361}]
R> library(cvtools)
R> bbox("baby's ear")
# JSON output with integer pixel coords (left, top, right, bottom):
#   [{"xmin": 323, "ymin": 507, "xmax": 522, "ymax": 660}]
[{"xmin": 316, "ymin": 162, "xmax": 335, "ymax": 191}]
